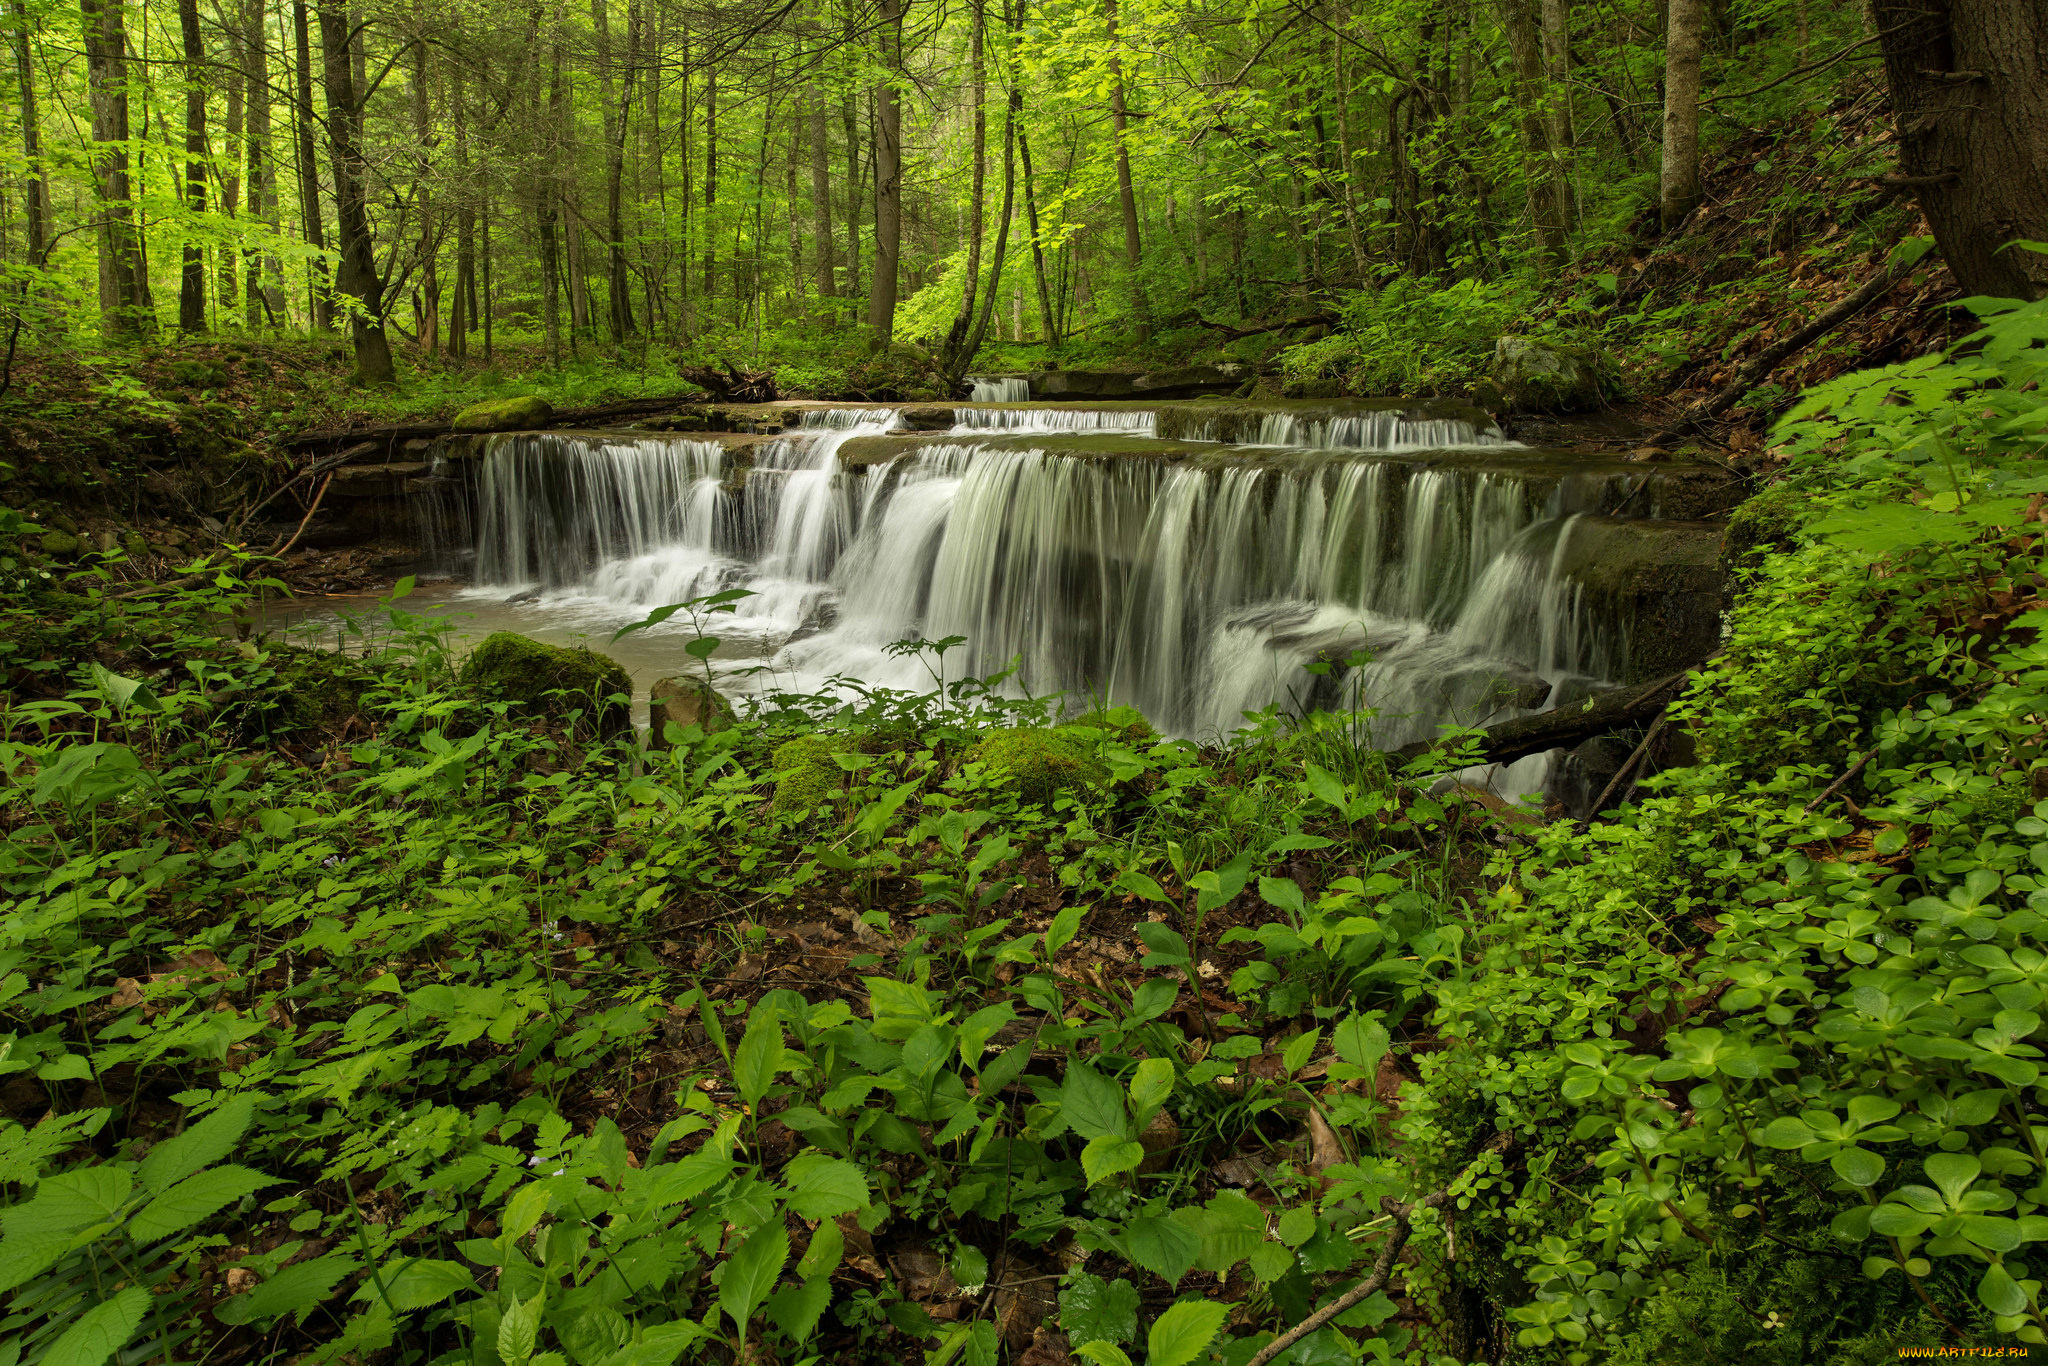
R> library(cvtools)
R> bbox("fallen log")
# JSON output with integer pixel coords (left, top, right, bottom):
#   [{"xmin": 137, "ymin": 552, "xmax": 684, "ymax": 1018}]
[
  {"xmin": 1386, "ymin": 666, "xmax": 1700, "ymax": 769},
  {"xmin": 281, "ymin": 395, "xmax": 710, "ymax": 450}
]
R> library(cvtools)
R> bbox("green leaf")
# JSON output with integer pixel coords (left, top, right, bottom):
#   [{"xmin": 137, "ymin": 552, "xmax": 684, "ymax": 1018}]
[
  {"xmin": 499, "ymin": 1287, "xmax": 546, "ymax": 1365},
  {"xmin": 764, "ymin": 1274, "xmax": 834, "ymax": 1343},
  {"xmin": 1757, "ymin": 1116, "xmax": 1815, "ymax": 1149},
  {"xmin": 357, "ymin": 1257, "xmax": 477, "ymax": 1311},
  {"xmin": 139, "ymin": 1093, "xmax": 256, "ymax": 1193},
  {"xmin": 128, "ymin": 1165, "xmax": 279, "ymax": 1242},
  {"xmin": 720, "ymin": 1221, "xmax": 789, "ymax": 1334},
  {"xmin": 1128, "ymin": 977, "xmax": 1179, "ymax": 1024},
  {"xmin": 1124, "ymin": 1216, "xmax": 1201, "ymax": 1287},
  {"xmin": 213, "ymin": 1255, "xmax": 356, "ymax": 1327},
  {"xmin": 733, "ymin": 1018, "xmax": 787, "ymax": 1111},
  {"xmin": 1978, "ymin": 1262, "xmax": 2029, "ymax": 1317},
  {"xmin": 1062, "ymin": 1062, "xmax": 1127, "ymax": 1142},
  {"xmin": 1073, "ymin": 1346, "xmax": 1135, "ymax": 1366},
  {"xmin": 1258, "ymin": 877, "xmax": 1305, "ymax": 919},
  {"xmin": 1333, "ymin": 1013, "xmax": 1389, "ymax": 1070},
  {"xmin": 1146, "ymin": 1300, "xmax": 1229, "ymax": 1366},
  {"xmin": 2, "ymin": 1167, "xmax": 132, "ymax": 1236},
  {"xmin": 1127, "ymin": 1057, "xmax": 1174, "ymax": 1122},
  {"xmin": 1247, "ymin": 1242, "xmax": 1294, "ymax": 1282},
  {"xmin": 38, "ymin": 1287, "xmax": 151, "ymax": 1366},
  {"xmin": 1282, "ymin": 1028, "xmax": 1321, "ymax": 1076},
  {"xmin": 1830, "ymin": 1147, "xmax": 1885, "ymax": 1188},
  {"xmin": 593, "ymin": 1322, "xmax": 711, "ymax": 1366},
  {"xmin": 1081, "ymin": 1136, "xmax": 1147, "ymax": 1186},
  {"xmin": 798, "ymin": 1217, "xmax": 844, "ymax": 1280},
  {"xmin": 1059, "ymin": 1273, "xmax": 1140, "ymax": 1345},
  {"xmin": 1046, "ymin": 905, "xmax": 1085, "ymax": 957},
  {"xmin": 502, "ymin": 1181, "xmax": 554, "ymax": 1242},
  {"xmin": 780, "ymin": 1152, "xmax": 869, "ymax": 1219},
  {"xmin": 1277, "ymin": 1206, "xmax": 1318, "ymax": 1247}
]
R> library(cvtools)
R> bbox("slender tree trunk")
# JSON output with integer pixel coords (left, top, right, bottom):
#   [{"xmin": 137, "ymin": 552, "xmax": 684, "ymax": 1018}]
[
  {"xmin": 962, "ymin": 33, "xmax": 1018, "ymax": 369},
  {"xmin": 247, "ymin": 0, "xmax": 283, "ymax": 328},
  {"xmin": 592, "ymin": 0, "xmax": 635, "ymax": 341},
  {"xmin": 702, "ymin": 69, "xmax": 718, "ymax": 313},
  {"xmin": 785, "ymin": 105, "xmax": 804, "ymax": 310},
  {"xmin": 1501, "ymin": 0, "xmax": 1567, "ymax": 266},
  {"xmin": 808, "ymin": 84, "xmax": 837, "ymax": 306},
  {"xmin": 841, "ymin": 89, "xmax": 863, "ymax": 302},
  {"xmin": 1872, "ymin": 0, "xmax": 2048, "ymax": 299},
  {"xmin": 8, "ymin": 0, "xmax": 46, "ymax": 271},
  {"xmin": 177, "ymin": 0, "xmax": 207, "ymax": 330},
  {"xmin": 450, "ymin": 71, "xmax": 473, "ymax": 357},
  {"xmin": 411, "ymin": 29, "xmax": 438, "ymax": 353},
  {"xmin": 866, "ymin": 0, "xmax": 904, "ymax": 346},
  {"xmin": 1017, "ymin": 122, "xmax": 1056, "ymax": 348},
  {"xmin": 84, "ymin": 0, "xmax": 153, "ymax": 337},
  {"xmin": 539, "ymin": 31, "xmax": 566, "ymax": 364},
  {"xmin": 1102, "ymin": 0, "xmax": 1147, "ymax": 341},
  {"xmin": 293, "ymin": 0, "xmax": 332, "ymax": 328},
  {"xmin": 1540, "ymin": 0, "xmax": 1573, "ymax": 151},
  {"xmin": 318, "ymin": 1, "xmax": 397, "ymax": 383},
  {"xmin": 220, "ymin": 20, "xmax": 246, "ymax": 321},
  {"xmin": 1658, "ymin": 0, "xmax": 1704, "ymax": 231},
  {"xmin": 943, "ymin": 0, "xmax": 987, "ymax": 371}
]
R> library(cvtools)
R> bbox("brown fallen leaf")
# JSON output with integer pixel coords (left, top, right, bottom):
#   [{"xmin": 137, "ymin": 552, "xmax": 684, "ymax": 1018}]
[
  {"xmin": 224, "ymin": 1266, "xmax": 259, "ymax": 1294},
  {"xmin": 1308, "ymin": 1108, "xmax": 1346, "ymax": 1188},
  {"xmin": 1017, "ymin": 1329, "xmax": 1075, "ymax": 1366},
  {"xmin": 1137, "ymin": 1109, "xmax": 1181, "ymax": 1176}
]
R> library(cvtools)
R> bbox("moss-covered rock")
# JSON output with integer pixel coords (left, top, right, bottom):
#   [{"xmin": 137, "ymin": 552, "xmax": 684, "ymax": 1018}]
[
  {"xmin": 965, "ymin": 726, "xmax": 1112, "ymax": 806},
  {"xmin": 459, "ymin": 632, "xmax": 631, "ymax": 735},
  {"xmin": 648, "ymin": 674, "xmax": 735, "ymax": 746},
  {"xmin": 264, "ymin": 646, "xmax": 372, "ymax": 738},
  {"xmin": 1490, "ymin": 336, "xmax": 1609, "ymax": 413},
  {"xmin": 1068, "ymin": 705, "xmax": 1157, "ymax": 747},
  {"xmin": 451, "ymin": 395, "xmax": 556, "ymax": 432},
  {"xmin": 770, "ymin": 735, "xmax": 848, "ymax": 814},
  {"xmin": 1721, "ymin": 481, "xmax": 1809, "ymax": 572},
  {"xmin": 40, "ymin": 530, "xmax": 84, "ymax": 559}
]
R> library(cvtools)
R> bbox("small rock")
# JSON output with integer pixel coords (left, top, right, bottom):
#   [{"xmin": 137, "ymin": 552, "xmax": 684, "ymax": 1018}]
[
  {"xmin": 451, "ymin": 395, "xmax": 556, "ymax": 432},
  {"xmin": 1490, "ymin": 335, "xmax": 1610, "ymax": 413},
  {"xmin": 39, "ymin": 530, "xmax": 83, "ymax": 559},
  {"xmin": 648, "ymin": 674, "xmax": 736, "ymax": 745}
]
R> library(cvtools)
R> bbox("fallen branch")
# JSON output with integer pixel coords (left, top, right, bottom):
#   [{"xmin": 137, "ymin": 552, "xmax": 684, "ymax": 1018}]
[
  {"xmin": 267, "ymin": 473, "xmax": 335, "ymax": 561},
  {"xmin": 1195, "ymin": 310, "xmax": 1337, "ymax": 341},
  {"xmin": 1388, "ymin": 667, "xmax": 1700, "ymax": 770},
  {"xmin": 1674, "ymin": 263, "xmax": 1909, "ymax": 428},
  {"xmin": 230, "ymin": 442, "xmax": 376, "ymax": 539},
  {"xmin": 1588, "ymin": 708, "xmax": 1673, "ymax": 816},
  {"xmin": 282, "ymin": 395, "xmax": 715, "ymax": 450}
]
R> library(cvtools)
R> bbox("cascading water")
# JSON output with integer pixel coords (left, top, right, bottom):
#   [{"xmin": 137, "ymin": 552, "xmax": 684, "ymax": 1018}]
[
  {"xmin": 457, "ymin": 404, "xmax": 1683, "ymax": 800},
  {"xmin": 968, "ymin": 376, "xmax": 1032, "ymax": 402}
]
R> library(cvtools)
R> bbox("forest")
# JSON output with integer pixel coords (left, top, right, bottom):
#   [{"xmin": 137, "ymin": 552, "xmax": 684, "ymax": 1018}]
[{"xmin": 5, "ymin": 0, "xmax": 2048, "ymax": 1363}]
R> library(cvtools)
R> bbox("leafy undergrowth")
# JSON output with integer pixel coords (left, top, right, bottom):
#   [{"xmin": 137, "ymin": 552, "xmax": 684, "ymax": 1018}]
[{"xmin": 4, "ymin": 298, "xmax": 2048, "ymax": 1366}]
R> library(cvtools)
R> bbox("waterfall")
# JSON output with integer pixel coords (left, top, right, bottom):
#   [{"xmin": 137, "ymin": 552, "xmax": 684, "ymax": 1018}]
[
  {"xmin": 968, "ymin": 376, "xmax": 1032, "ymax": 402},
  {"xmin": 1247, "ymin": 411, "xmax": 1511, "ymax": 450},
  {"xmin": 949, "ymin": 407, "xmax": 1155, "ymax": 436},
  {"xmin": 460, "ymin": 416, "xmax": 1654, "ymax": 757}
]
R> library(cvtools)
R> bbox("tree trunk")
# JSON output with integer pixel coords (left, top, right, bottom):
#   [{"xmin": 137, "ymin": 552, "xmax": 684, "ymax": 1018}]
[
  {"xmin": 220, "ymin": 18, "xmax": 245, "ymax": 320},
  {"xmin": 8, "ymin": 0, "xmax": 46, "ymax": 270},
  {"xmin": 808, "ymin": 85, "xmax": 837, "ymax": 304},
  {"xmin": 841, "ymin": 90, "xmax": 863, "ymax": 302},
  {"xmin": 245, "ymin": 0, "xmax": 283, "ymax": 328},
  {"xmin": 83, "ymin": 0, "xmax": 154, "ymax": 337},
  {"xmin": 1017, "ymin": 121, "xmax": 1057, "ymax": 348},
  {"xmin": 942, "ymin": 0, "xmax": 987, "ymax": 371},
  {"xmin": 177, "ymin": 0, "xmax": 207, "ymax": 331},
  {"xmin": 1659, "ymin": 0, "xmax": 1704, "ymax": 231},
  {"xmin": 411, "ymin": 29, "xmax": 438, "ymax": 352},
  {"xmin": 1500, "ymin": 0, "xmax": 1567, "ymax": 266},
  {"xmin": 1872, "ymin": 0, "xmax": 2048, "ymax": 299},
  {"xmin": 962, "ymin": 46, "xmax": 1018, "ymax": 368},
  {"xmin": 450, "ymin": 71, "xmax": 474, "ymax": 358},
  {"xmin": 1103, "ymin": 0, "xmax": 1148, "ymax": 341},
  {"xmin": 317, "ymin": 1, "xmax": 397, "ymax": 383},
  {"xmin": 592, "ymin": 0, "xmax": 635, "ymax": 341},
  {"xmin": 866, "ymin": 0, "xmax": 904, "ymax": 346},
  {"xmin": 1539, "ymin": 0, "xmax": 1573, "ymax": 152},
  {"xmin": 293, "ymin": 0, "xmax": 332, "ymax": 328},
  {"xmin": 702, "ymin": 69, "xmax": 718, "ymax": 313}
]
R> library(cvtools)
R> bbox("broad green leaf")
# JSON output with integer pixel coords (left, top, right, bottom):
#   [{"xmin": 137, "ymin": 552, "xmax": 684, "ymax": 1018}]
[
  {"xmin": 1830, "ymin": 1147, "xmax": 1885, "ymax": 1188},
  {"xmin": 764, "ymin": 1275, "xmax": 834, "ymax": 1343},
  {"xmin": 1059, "ymin": 1273, "xmax": 1139, "ymax": 1345},
  {"xmin": 1128, "ymin": 977, "xmax": 1179, "ymax": 1024},
  {"xmin": 1258, "ymin": 876, "xmax": 1305, "ymax": 918},
  {"xmin": 139, "ymin": 1093, "xmax": 256, "ymax": 1193},
  {"xmin": 798, "ymin": 1217, "xmax": 844, "ymax": 1279},
  {"xmin": 1081, "ymin": 1136, "xmax": 1146, "ymax": 1186},
  {"xmin": 1277, "ymin": 1206, "xmax": 1318, "ymax": 1247},
  {"xmin": 1072, "ymin": 1344, "xmax": 1135, "ymax": 1366},
  {"xmin": 38, "ymin": 1286, "xmax": 151, "ymax": 1366},
  {"xmin": 720, "ymin": 1222, "xmax": 789, "ymax": 1334},
  {"xmin": 502, "ymin": 1182, "xmax": 554, "ymax": 1242},
  {"xmin": 1128, "ymin": 1056, "xmax": 1174, "ymax": 1122},
  {"xmin": 734, "ymin": 1018, "xmax": 787, "ymax": 1111},
  {"xmin": 1062, "ymin": 1062, "xmax": 1127, "ymax": 1141},
  {"xmin": 1282, "ymin": 1028, "xmax": 1321, "ymax": 1076},
  {"xmin": 780, "ymin": 1152, "xmax": 869, "ymax": 1219},
  {"xmin": 499, "ymin": 1287, "xmax": 545, "ymax": 1365},
  {"xmin": 1333, "ymin": 1013, "xmax": 1390, "ymax": 1070},
  {"xmin": 593, "ymin": 1322, "xmax": 710, "ymax": 1366},
  {"xmin": 1045, "ymin": 905, "xmax": 1085, "ymax": 957},
  {"xmin": 3, "ymin": 1167, "xmax": 131, "ymax": 1237},
  {"xmin": 1978, "ymin": 1262, "xmax": 2029, "ymax": 1317},
  {"xmin": 213, "ymin": 1255, "xmax": 356, "ymax": 1326},
  {"xmin": 1146, "ymin": 1300, "xmax": 1229, "ymax": 1366},
  {"xmin": 1124, "ymin": 1215, "xmax": 1201, "ymax": 1286},
  {"xmin": 128, "ymin": 1165, "xmax": 279, "ymax": 1242},
  {"xmin": 356, "ymin": 1257, "xmax": 478, "ymax": 1311}
]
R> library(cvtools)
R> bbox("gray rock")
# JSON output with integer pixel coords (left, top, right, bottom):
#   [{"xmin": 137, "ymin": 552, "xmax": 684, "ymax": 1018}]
[{"xmin": 1491, "ymin": 336, "xmax": 1608, "ymax": 413}]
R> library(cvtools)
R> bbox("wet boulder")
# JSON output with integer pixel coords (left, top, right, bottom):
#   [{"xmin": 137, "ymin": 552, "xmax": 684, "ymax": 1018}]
[
  {"xmin": 452, "ymin": 395, "xmax": 556, "ymax": 432},
  {"xmin": 897, "ymin": 405, "xmax": 957, "ymax": 430},
  {"xmin": 647, "ymin": 674, "xmax": 735, "ymax": 745},
  {"xmin": 1490, "ymin": 336, "xmax": 1608, "ymax": 413},
  {"xmin": 459, "ymin": 632, "xmax": 631, "ymax": 736}
]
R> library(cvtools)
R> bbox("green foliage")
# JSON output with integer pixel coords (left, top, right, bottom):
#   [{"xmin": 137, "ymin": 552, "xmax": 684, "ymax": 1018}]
[{"xmin": 458, "ymin": 631, "xmax": 634, "ymax": 737}]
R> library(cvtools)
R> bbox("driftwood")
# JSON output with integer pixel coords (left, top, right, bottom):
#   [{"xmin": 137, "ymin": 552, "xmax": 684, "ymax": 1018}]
[
  {"xmin": 677, "ymin": 360, "xmax": 778, "ymax": 403},
  {"xmin": 282, "ymin": 396, "xmax": 713, "ymax": 450},
  {"xmin": 1387, "ymin": 667, "xmax": 1697, "ymax": 769}
]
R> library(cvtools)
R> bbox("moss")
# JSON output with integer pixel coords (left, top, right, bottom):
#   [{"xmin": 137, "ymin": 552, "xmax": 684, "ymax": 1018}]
[
  {"xmin": 451, "ymin": 395, "xmax": 556, "ymax": 432},
  {"xmin": 1068, "ymin": 705, "xmax": 1157, "ymax": 747},
  {"xmin": 770, "ymin": 735, "xmax": 848, "ymax": 814},
  {"xmin": 458, "ymin": 632, "xmax": 631, "ymax": 736},
  {"xmin": 1721, "ymin": 480, "xmax": 1810, "ymax": 573},
  {"xmin": 269, "ymin": 646, "xmax": 370, "ymax": 736},
  {"xmin": 965, "ymin": 726, "xmax": 1112, "ymax": 806}
]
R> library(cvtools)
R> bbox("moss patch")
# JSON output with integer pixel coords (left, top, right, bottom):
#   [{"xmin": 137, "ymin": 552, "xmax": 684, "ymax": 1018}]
[
  {"xmin": 770, "ymin": 735, "xmax": 848, "ymax": 814},
  {"xmin": 451, "ymin": 395, "xmax": 556, "ymax": 432},
  {"xmin": 458, "ymin": 632, "xmax": 631, "ymax": 736},
  {"xmin": 966, "ymin": 726, "xmax": 1112, "ymax": 806}
]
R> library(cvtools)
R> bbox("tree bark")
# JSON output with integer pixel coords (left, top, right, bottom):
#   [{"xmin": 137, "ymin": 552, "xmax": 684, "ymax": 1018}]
[
  {"xmin": 962, "ymin": 38, "xmax": 1018, "ymax": 368},
  {"xmin": 808, "ymin": 84, "xmax": 838, "ymax": 304},
  {"xmin": 317, "ymin": 1, "xmax": 397, "ymax": 383},
  {"xmin": 1103, "ymin": 0, "xmax": 1148, "ymax": 341},
  {"xmin": 1017, "ymin": 120, "xmax": 1057, "ymax": 348},
  {"xmin": 841, "ymin": 89, "xmax": 863, "ymax": 302},
  {"xmin": 177, "ymin": 0, "xmax": 207, "ymax": 331},
  {"xmin": 411, "ymin": 27, "xmax": 438, "ymax": 352},
  {"xmin": 1872, "ymin": 0, "xmax": 2048, "ymax": 299},
  {"xmin": 702, "ymin": 68, "xmax": 718, "ymax": 312},
  {"xmin": 245, "ymin": 0, "xmax": 283, "ymax": 328},
  {"xmin": 1659, "ymin": 0, "xmax": 1704, "ymax": 231},
  {"xmin": 866, "ymin": 0, "xmax": 904, "ymax": 346},
  {"xmin": 8, "ymin": 0, "xmax": 46, "ymax": 271},
  {"xmin": 592, "ymin": 0, "xmax": 635, "ymax": 341},
  {"xmin": 1500, "ymin": 0, "xmax": 1567, "ymax": 266},
  {"xmin": 942, "ymin": 0, "xmax": 987, "ymax": 372},
  {"xmin": 292, "ymin": 0, "xmax": 332, "ymax": 329},
  {"xmin": 83, "ymin": 0, "xmax": 154, "ymax": 337},
  {"xmin": 220, "ymin": 17, "xmax": 245, "ymax": 319}
]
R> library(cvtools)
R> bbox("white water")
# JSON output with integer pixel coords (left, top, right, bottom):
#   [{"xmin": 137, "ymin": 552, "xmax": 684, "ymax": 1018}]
[
  {"xmin": 452, "ymin": 408, "xmax": 1645, "ymax": 806},
  {"xmin": 968, "ymin": 376, "xmax": 1032, "ymax": 402}
]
